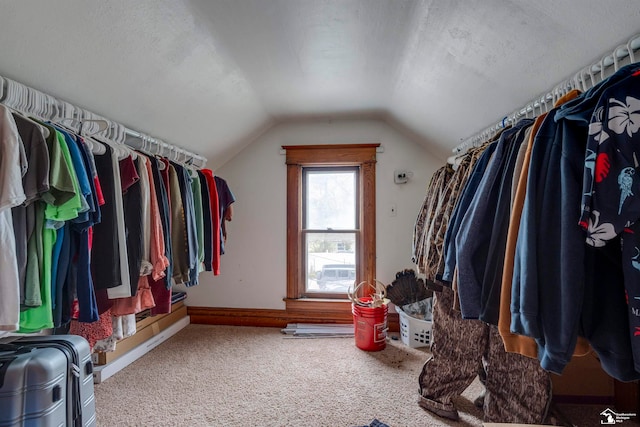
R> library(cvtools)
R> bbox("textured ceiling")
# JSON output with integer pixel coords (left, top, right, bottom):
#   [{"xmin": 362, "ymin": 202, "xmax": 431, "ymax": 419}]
[{"xmin": 0, "ymin": 1, "xmax": 639, "ymax": 167}]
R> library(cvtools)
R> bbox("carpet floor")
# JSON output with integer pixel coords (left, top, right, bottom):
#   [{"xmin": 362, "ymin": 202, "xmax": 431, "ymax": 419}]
[{"xmin": 93, "ymin": 324, "xmax": 609, "ymax": 426}]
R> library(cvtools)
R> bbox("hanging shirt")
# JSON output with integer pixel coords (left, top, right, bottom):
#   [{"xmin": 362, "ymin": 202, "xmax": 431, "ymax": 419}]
[
  {"xmin": 191, "ymin": 171, "xmax": 205, "ymax": 275},
  {"xmin": 52, "ymin": 130, "xmax": 94, "ymax": 327},
  {"xmin": 47, "ymin": 129, "xmax": 82, "ymax": 321},
  {"xmin": 146, "ymin": 156, "xmax": 169, "ymax": 281},
  {"xmin": 103, "ymin": 144, "xmax": 132, "ymax": 300},
  {"xmin": 11, "ymin": 113, "xmax": 50, "ymax": 307},
  {"xmin": 111, "ymin": 155, "xmax": 157, "ymax": 317},
  {"xmin": 20, "ymin": 127, "xmax": 81, "ymax": 332},
  {"xmin": 214, "ymin": 176, "xmax": 235, "ymax": 255},
  {"xmin": 167, "ymin": 163, "xmax": 189, "ymax": 283},
  {"xmin": 120, "ymin": 154, "xmax": 143, "ymax": 296},
  {"xmin": 0, "ymin": 105, "xmax": 27, "ymax": 331},
  {"xmin": 44, "ymin": 129, "xmax": 83, "ymax": 227},
  {"xmin": 22, "ymin": 125, "xmax": 59, "ymax": 308},
  {"xmin": 198, "ymin": 171, "xmax": 213, "ymax": 272},
  {"xmin": 579, "ymin": 65, "xmax": 640, "ymax": 376},
  {"xmin": 73, "ymin": 138, "xmax": 100, "ymax": 323},
  {"xmin": 200, "ymin": 168, "xmax": 220, "ymax": 275},
  {"xmin": 412, "ymin": 165, "xmax": 450, "ymax": 277},
  {"xmin": 137, "ymin": 155, "xmax": 153, "ymax": 276},
  {"xmin": 58, "ymin": 130, "xmax": 92, "ymax": 221},
  {"xmin": 91, "ymin": 144, "xmax": 122, "ymax": 293},
  {"xmin": 456, "ymin": 120, "xmax": 533, "ymax": 321},
  {"xmin": 173, "ymin": 162, "xmax": 198, "ymax": 286},
  {"xmin": 149, "ymin": 156, "xmax": 173, "ymax": 315},
  {"xmin": 441, "ymin": 142, "xmax": 498, "ymax": 284},
  {"xmin": 51, "ymin": 224, "xmax": 72, "ymax": 328}
]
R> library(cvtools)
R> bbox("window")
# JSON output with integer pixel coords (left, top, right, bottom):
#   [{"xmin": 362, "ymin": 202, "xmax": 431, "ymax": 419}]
[
  {"xmin": 284, "ymin": 144, "xmax": 378, "ymax": 314},
  {"xmin": 304, "ymin": 167, "xmax": 358, "ymax": 295}
]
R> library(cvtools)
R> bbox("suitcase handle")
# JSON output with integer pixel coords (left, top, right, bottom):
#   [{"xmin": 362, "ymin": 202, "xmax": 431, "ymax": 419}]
[
  {"xmin": 0, "ymin": 356, "xmax": 17, "ymax": 388},
  {"xmin": 0, "ymin": 343, "xmax": 33, "ymax": 354}
]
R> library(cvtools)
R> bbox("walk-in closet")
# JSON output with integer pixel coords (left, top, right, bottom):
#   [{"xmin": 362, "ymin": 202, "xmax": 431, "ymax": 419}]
[{"xmin": 0, "ymin": 2, "xmax": 639, "ymax": 426}]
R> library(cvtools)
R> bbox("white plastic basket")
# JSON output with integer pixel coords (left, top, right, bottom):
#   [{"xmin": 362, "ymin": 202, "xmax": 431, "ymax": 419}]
[{"xmin": 395, "ymin": 306, "xmax": 432, "ymax": 349}]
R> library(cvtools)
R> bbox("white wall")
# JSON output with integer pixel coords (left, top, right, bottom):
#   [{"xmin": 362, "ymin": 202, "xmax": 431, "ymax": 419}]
[{"xmin": 181, "ymin": 117, "xmax": 444, "ymax": 309}]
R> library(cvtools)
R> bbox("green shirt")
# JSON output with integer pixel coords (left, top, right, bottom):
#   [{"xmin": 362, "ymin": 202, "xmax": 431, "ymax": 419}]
[
  {"xmin": 191, "ymin": 172, "xmax": 205, "ymax": 273},
  {"xmin": 20, "ymin": 129, "xmax": 81, "ymax": 332}
]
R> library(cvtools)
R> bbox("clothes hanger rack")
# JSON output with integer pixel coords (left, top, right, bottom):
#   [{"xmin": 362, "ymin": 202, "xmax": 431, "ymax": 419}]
[
  {"xmin": 452, "ymin": 32, "xmax": 640, "ymax": 155},
  {"xmin": 0, "ymin": 74, "xmax": 207, "ymax": 169}
]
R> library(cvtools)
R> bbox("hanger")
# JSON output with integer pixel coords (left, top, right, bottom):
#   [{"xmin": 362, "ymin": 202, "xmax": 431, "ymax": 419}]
[
  {"xmin": 153, "ymin": 140, "xmax": 166, "ymax": 170},
  {"xmin": 78, "ymin": 119, "xmax": 110, "ymax": 137},
  {"xmin": 613, "ymin": 44, "xmax": 627, "ymax": 72},
  {"xmin": 578, "ymin": 68, "xmax": 588, "ymax": 92},
  {"xmin": 84, "ymin": 136, "xmax": 106, "ymax": 155},
  {"xmin": 1, "ymin": 80, "xmax": 49, "ymax": 139},
  {"xmin": 140, "ymin": 134, "xmax": 149, "ymax": 154},
  {"xmin": 599, "ymin": 54, "xmax": 609, "ymax": 82},
  {"xmin": 628, "ymin": 35, "xmax": 638, "ymax": 64},
  {"xmin": 95, "ymin": 136, "xmax": 127, "ymax": 160},
  {"xmin": 5, "ymin": 78, "xmax": 18, "ymax": 111}
]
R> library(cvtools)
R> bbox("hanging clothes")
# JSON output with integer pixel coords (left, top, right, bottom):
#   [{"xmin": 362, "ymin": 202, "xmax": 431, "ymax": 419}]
[
  {"xmin": 72, "ymin": 137, "xmax": 101, "ymax": 323},
  {"xmin": 198, "ymin": 170, "xmax": 214, "ymax": 272},
  {"xmin": 441, "ymin": 141, "xmax": 499, "ymax": 284},
  {"xmin": 172, "ymin": 162, "xmax": 199, "ymax": 286},
  {"xmin": 19, "ymin": 126, "xmax": 83, "ymax": 333},
  {"xmin": 214, "ymin": 176, "xmax": 235, "ymax": 255},
  {"xmin": 0, "ymin": 89, "xmax": 234, "ymax": 357},
  {"xmin": 499, "ymin": 93, "xmax": 591, "ymax": 360},
  {"xmin": 168, "ymin": 163, "xmax": 189, "ymax": 284},
  {"xmin": 200, "ymin": 168, "xmax": 220, "ymax": 275},
  {"xmin": 454, "ymin": 118, "xmax": 533, "ymax": 322},
  {"xmin": 111, "ymin": 155, "xmax": 157, "ymax": 317},
  {"xmin": 411, "ymin": 164, "xmax": 453, "ymax": 280},
  {"xmin": 513, "ymin": 64, "xmax": 640, "ymax": 381},
  {"xmin": 415, "ymin": 139, "xmax": 552, "ymax": 422},
  {"xmin": 0, "ymin": 105, "xmax": 27, "ymax": 331},
  {"xmin": 149, "ymin": 156, "xmax": 173, "ymax": 315},
  {"xmin": 578, "ymin": 64, "xmax": 640, "ymax": 375},
  {"xmin": 119, "ymin": 154, "xmax": 143, "ymax": 297},
  {"xmin": 10, "ymin": 113, "xmax": 50, "ymax": 312},
  {"xmin": 191, "ymin": 170, "xmax": 205, "ymax": 275},
  {"xmin": 417, "ymin": 61, "xmax": 640, "ymax": 390},
  {"xmin": 145, "ymin": 156, "xmax": 170, "ymax": 282},
  {"xmin": 91, "ymin": 144, "xmax": 122, "ymax": 293}
]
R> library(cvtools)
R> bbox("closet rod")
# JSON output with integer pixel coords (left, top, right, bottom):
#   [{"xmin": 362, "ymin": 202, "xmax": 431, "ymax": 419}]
[
  {"xmin": 452, "ymin": 32, "xmax": 640, "ymax": 155},
  {"xmin": 123, "ymin": 128, "xmax": 207, "ymax": 169},
  {"xmin": 0, "ymin": 74, "xmax": 207, "ymax": 169}
]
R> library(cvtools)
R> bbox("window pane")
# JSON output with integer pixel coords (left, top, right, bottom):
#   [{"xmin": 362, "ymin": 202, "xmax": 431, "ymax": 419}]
[
  {"xmin": 305, "ymin": 169, "xmax": 356, "ymax": 230},
  {"xmin": 306, "ymin": 232, "xmax": 356, "ymax": 293}
]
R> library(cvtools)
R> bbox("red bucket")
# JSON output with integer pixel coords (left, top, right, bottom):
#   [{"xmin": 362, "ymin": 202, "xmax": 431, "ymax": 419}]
[{"xmin": 352, "ymin": 297, "xmax": 388, "ymax": 351}]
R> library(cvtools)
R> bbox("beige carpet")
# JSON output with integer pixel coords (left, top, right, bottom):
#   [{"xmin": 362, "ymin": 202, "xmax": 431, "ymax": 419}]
[
  {"xmin": 93, "ymin": 324, "xmax": 605, "ymax": 426},
  {"xmin": 94, "ymin": 324, "xmax": 486, "ymax": 426}
]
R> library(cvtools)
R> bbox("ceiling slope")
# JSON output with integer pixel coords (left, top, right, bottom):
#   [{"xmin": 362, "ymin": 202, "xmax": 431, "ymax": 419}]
[{"xmin": 0, "ymin": 1, "xmax": 638, "ymax": 166}]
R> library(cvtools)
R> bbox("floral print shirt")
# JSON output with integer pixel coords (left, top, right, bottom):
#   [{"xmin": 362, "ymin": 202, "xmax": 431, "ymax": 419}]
[{"xmin": 580, "ymin": 66, "xmax": 640, "ymax": 371}]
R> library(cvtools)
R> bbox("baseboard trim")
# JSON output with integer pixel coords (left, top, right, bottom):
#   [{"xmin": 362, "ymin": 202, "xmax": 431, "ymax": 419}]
[{"xmin": 188, "ymin": 306, "xmax": 399, "ymax": 332}]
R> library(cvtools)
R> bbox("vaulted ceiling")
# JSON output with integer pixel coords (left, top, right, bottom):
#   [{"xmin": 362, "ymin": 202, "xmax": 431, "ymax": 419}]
[{"xmin": 1, "ymin": 1, "xmax": 639, "ymax": 167}]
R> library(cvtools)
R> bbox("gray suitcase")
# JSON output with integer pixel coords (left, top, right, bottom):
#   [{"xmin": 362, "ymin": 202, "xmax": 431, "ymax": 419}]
[
  {"xmin": 15, "ymin": 335, "xmax": 96, "ymax": 427},
  {"xmin": 0, "ymin": 344, "xmax": 68, "ymax": 426}
]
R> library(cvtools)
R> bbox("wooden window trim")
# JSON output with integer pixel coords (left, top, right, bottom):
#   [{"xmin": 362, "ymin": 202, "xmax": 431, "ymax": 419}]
[{"xmin": 283, "ymin": 144, "xmax": 378, "ymax": 317}]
